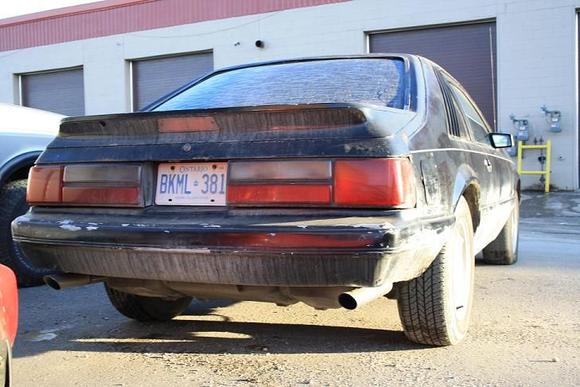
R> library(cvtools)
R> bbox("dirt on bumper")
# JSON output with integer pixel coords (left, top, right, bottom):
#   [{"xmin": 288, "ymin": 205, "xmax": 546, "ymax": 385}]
[{"xmin": 12, "ymin": 209, "xmax": 452, "ymax": 287}]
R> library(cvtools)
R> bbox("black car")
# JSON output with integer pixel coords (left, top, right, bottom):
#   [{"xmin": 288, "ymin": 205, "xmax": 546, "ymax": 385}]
[{"xmin": 13, "ymin": 55, "xmax": 519, "ymax": 346}]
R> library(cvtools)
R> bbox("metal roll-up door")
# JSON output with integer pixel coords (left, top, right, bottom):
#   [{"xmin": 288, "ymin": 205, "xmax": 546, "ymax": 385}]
[
  {"xmin": 132, "ymin": 52, "xmax": 214, "ymax": 111},
  {"xmin": 21, "ymin": 67, "xmax": 85, "ymax": 116},
  {"xmin": 370, "ymin": 22, "xmax": 497, "ymax": 128}
]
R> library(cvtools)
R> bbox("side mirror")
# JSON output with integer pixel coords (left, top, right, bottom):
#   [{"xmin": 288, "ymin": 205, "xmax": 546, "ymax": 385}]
[{"xmin": 488, "ymin": 133, "xmax": 513, "ymax": 149}]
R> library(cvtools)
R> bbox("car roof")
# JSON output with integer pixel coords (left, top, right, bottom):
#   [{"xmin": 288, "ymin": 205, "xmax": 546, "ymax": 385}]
[
  {"xmin": 214, "ymin": 53, "xmax": 416, "ymax": 73},
  {"xmin": 0, "ymin": 103, "xmax": 64, "ymax": 135}
]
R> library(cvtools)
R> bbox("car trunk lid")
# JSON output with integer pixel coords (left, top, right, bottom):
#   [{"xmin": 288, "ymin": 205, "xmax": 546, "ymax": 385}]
[{"xmin": 39, "ymin": 104, "xmax": 415, "ymax": 163}]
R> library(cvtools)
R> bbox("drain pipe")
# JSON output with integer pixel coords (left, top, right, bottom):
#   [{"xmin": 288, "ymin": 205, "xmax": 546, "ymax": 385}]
[
  {"xmin": 44, "ymin": 274, "xmax": 104, "ymax": 290},
  {"xmin": 338, "ymin": 282, "xmax": 393, "ymax": 310}
]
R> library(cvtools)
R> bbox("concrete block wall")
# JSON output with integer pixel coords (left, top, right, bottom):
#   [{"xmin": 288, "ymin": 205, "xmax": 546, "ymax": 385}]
[{"xmin": 0, "ymin": 0, "xmax": 578, "ymax": 189}]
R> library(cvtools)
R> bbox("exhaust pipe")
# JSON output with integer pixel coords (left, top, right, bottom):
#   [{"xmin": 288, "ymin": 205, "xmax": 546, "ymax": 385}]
[
  {"xmin": 44, "ymin": 274, "xmax": 103, "ymax": 290},
  {"xmin": 338, "ymin": 282, "xmax": 393, "ymax": 310}
]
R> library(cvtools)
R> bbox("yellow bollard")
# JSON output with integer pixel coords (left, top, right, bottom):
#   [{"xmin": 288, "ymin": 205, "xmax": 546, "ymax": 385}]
[
  {"xmin": 516, "ymin": 140, "xmax": 551, "ymax": 193},
  {"xmin": 544, "ymin": 140, "xmax": 551, "ymax": 193}
]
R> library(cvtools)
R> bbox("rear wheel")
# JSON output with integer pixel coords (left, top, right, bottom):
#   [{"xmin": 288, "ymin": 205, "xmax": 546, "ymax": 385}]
[
  {"xmin": 482, "ymin": 198, "xmax": 519, "ymax": 265},
  {"xmin": 105, "ymin": 284, "xmax": 192, "ymax": 321},
  {"xmin": 0, "ymin": 179, "xmax": 53, "ymax": 287},
  {"xmin": 397, "ymin": 196, "xmax": 475, "ymax": 346}
]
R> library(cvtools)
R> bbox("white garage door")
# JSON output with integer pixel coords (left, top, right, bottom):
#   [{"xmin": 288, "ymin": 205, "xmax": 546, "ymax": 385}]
[
  {"xmin": 132, "ymin": 52, "xmax": 214, "ymax": 111},
  {"xmin": 369, "ymin": 22, "xmax": 497, "ymax": 128},
  {"xmin": 21, "ymin": 67, "xmax": 85, "ymax": 116}
]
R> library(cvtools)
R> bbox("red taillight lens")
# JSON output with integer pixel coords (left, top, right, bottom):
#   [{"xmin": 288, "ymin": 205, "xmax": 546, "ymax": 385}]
[
  {"xmin": 228, "ymin": 160, "xmax": 332, "ymax": 206},
  {"xmin": 227, "ymin": 158, "xmax": 415, "ymax": 208},
  {"xmin": 227, "ymin": 184, "xmax": 332, "ymax": 205},
  {"xmin": 27, "ymin": 164, "xmax": 142, "ymax": 207},
  {"xmin": 334, "ymin": 158, "xmax": 416, "ymax": 207},
  {"xmin": 27, "ymin": 166, "xmax": 63, "ymax": 204}
]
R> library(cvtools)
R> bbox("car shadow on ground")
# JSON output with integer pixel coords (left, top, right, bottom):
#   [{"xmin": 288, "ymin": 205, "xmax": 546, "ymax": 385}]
[
  {"xmin": 15, "ymin": 297, "xmax": 422, "ymax": 357},
  {"xmin": 60, "ymin": 318, "xmax": 419, "ymax": 356}
]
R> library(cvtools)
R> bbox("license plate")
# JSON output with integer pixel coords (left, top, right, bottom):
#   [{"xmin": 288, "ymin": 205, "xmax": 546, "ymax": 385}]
[{"xmin": 155, "ymin": 162, "xmax": 227, "ymax": 206}]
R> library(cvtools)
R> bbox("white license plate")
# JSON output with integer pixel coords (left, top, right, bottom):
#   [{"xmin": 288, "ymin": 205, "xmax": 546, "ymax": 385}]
[{"xmin": 155, "ymin": 162, "xmax": 227, "ymax": 206}]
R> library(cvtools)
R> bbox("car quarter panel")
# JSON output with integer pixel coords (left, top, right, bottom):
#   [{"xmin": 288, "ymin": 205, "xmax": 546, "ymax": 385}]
[{"xmin": 409, "ymin": 59, "xmax": 517, "ymax": 253}]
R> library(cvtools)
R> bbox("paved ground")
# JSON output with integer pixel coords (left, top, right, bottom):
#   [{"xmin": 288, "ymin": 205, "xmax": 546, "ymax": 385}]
[{"xmin": 11, "ymin": 192, "xmax": 580, "ymax": 386}]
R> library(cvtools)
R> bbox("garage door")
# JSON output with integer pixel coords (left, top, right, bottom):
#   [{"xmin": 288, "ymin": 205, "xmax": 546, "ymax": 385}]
[
  {"xmin": 21, "ymin": 67, "xmax": 85, "ymax": 116},
  {"xmin": 369, "ymin": 22, "xmax": 497, "ymax": 128},
  {"xmin": 132, "ymin": 52, "xmax": 213, "ymax": 111}
]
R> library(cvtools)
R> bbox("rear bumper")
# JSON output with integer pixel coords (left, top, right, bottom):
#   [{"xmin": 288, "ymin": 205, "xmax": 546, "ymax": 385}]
[{"xmin": 12, "ymin": 209, "xmax": 452, "ymax": 287}]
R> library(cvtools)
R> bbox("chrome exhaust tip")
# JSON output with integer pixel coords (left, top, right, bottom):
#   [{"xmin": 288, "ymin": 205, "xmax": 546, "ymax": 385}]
[
  {"xmin": 44, "ymin": 274, "xmax": 103, "ymax": 290},
  {"xmin": 338, "ymin": 282, "xmax": 393, "ymax": 310}
]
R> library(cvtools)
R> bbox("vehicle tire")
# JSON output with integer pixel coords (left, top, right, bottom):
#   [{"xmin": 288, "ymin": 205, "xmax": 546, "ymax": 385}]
[
  {"xmin": 397, "ymin": 196, "xmax": 475, "ymax": 346},
  {"xmin": 105, "ymin": 284, "xmax": 192, "ymax": 322},
  {"xmin": 0, "ymin": 179, "xmax": 53, "ymax": 287},
  {"xmin": 482, "ymin": 198, "xmax": 519, "ymax": 265}
]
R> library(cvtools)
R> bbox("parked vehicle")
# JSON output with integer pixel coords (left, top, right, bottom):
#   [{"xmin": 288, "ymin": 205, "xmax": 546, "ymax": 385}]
[
  {"xmin": 0, "ymin": 104, "xmax": 63, "ymax": 286},
  {"xmin": 0, "ymin": 264, "xmax": 18, "ymax": 386},
  {"xmin": 13, "ymin": 55, "xmax": 519, "ymax": 346}
]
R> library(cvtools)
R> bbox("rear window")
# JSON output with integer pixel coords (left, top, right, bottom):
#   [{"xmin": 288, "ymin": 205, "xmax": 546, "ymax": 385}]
[{"xmin": 152, "ymin": 59, "xmax": 408, "ymax": 111}]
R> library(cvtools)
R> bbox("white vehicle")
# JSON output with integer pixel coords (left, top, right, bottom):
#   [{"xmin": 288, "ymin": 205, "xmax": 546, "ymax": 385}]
[{"xmin": 0, "ymin": 103, "xmax": 63, "ymax": 286}]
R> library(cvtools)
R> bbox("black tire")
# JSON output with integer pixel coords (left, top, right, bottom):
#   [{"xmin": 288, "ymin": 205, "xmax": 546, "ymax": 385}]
[
  {"xmin": 105, "ymin": 284, "xmax": 192, "ymax": 321},
  {"xmin": 397, "ymin": 197, "xmax": 475, "ymax": 346},
  {"xmin": 482, "ymin": 198, "xmax": 519, "ymax": 265},
  {"xmin": 0, "ymin": 179, "xmax": 53, "ymax": 287}
]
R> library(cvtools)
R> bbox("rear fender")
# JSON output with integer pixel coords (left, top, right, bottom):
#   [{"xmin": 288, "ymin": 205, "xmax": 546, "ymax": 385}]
[
  {"xmin": 0, "ymin": 151, "xmax": 41, "ymax": 187},
  {"xmin": 452, "ymin": 164, "xmax": 480, "ymax": 230}
]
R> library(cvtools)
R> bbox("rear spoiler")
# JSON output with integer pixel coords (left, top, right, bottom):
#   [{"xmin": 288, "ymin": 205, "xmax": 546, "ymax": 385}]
[
  {"xmin": 40, "ymin": 104, "xmax": 415, "ymax": 164},
  {"xmin": 58, "ymin": 104, "xmax": 368, "ymax": 139}
]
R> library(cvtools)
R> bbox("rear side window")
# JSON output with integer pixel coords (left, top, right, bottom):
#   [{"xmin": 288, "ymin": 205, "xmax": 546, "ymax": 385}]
[
  {"xmin": 436, "ymin": 70, "xmax": 468, "ymax": 139},
  {"xmin": 448, "ymin": 83, "xmax": 491, "ymax": 145},
  {"xmin": 153, "ymin": 59, "xmax": 408, "ymax": 111}
]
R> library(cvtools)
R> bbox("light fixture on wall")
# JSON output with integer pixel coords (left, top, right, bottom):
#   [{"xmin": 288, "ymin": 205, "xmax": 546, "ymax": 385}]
[{"xmin": 255, "ymin": 40, "xmax": 264, "ymax": 49}]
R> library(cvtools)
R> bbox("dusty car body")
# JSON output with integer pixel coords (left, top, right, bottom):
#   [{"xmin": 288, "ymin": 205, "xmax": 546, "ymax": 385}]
[
  {"xmin": 13, "ymin": 55, "xmax": 519, "ymax": 346},
  {"xmin": 0, "ymin": 103, "xmax": 63, "ymax": 286},
  {"xmin": 0, "ymin": 264, "xmax": 18, "ymax": 386}
]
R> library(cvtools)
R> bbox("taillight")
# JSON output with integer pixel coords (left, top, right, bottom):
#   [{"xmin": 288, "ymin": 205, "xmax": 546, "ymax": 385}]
[
  {"xmin": 230, "ymin": 160, "xmax": 331, "ymax": 181},
  {"xmin": 27, "ymin": 164, "xmax": 142, "ymax": 207},
  {"xmin": 228, "ymin": 160, "xmax": 332, "ymax": 206},
  {"xmin": 228, "ymin": 184, "xmax": 332, "ymax": 205},
  {"xmin": 27, "ymin": 166, "xmax": 63, "ymax": 204},
  {"xmin": 334, "ymin": 159, "xmax": 416, "ymax": 207},
  {"xmin": 227, "ymin": 158, "xmax": 415, "ymax": 208}
]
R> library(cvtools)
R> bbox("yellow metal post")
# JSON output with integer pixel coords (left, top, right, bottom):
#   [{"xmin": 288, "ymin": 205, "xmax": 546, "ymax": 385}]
[
  {"xmin": 517, "ymin": 141, "xmax": 523, "ymax": 174},
  {"xmin": 516, "ymin": 140, "xmax": 551, "ymax": 193},
  {"xmin": 544, "ymin": 140, "xmax": 551, "ymax": 193}
]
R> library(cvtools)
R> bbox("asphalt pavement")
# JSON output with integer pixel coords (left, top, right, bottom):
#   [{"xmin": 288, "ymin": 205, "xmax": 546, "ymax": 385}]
[{"xmin": 11, "ymin": 192, "xmax": 580, "ymax": 386}]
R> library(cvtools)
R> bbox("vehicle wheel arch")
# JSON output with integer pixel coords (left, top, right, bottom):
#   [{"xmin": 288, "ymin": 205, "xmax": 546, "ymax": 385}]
[
  {"xmin": 452, "ymin": 167, "xmax": 481, "ymax": 233},
  {"xmin": 0, "ymin": 151, "xmax": 41, "ymax": 188}
]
